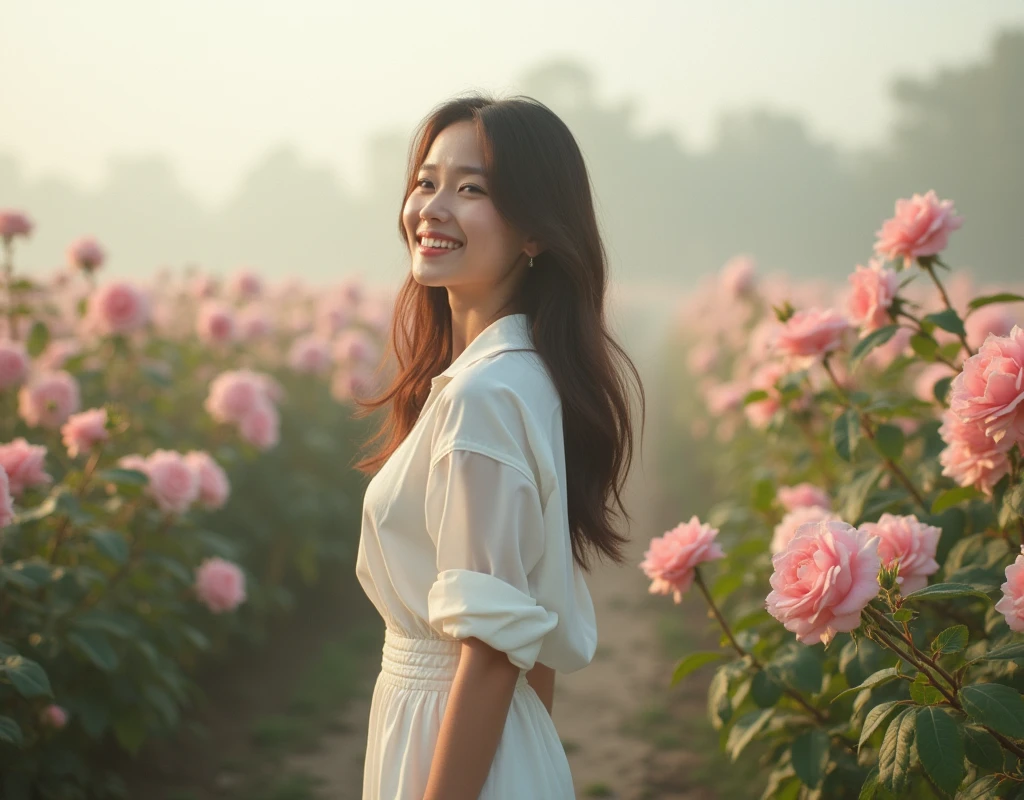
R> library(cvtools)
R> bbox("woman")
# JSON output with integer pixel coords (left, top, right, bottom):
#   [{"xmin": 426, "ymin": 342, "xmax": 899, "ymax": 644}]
[{"xmin": 352, "ymin": 94, "xmax": 644, "ymax": 800}]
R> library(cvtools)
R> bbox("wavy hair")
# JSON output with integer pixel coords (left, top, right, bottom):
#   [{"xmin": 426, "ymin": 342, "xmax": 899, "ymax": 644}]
[{"xmin": 352, "ymin": 93, "xmax": 644, "ymax": 570}]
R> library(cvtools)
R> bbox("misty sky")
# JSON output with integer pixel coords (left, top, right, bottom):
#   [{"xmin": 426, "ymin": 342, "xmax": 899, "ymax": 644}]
[{"xmin": 4, "ymin": 0, "xmax": 1023, "ymax": 208}]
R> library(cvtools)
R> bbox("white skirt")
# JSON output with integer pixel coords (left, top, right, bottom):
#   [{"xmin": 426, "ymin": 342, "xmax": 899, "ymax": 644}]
[{"xmin": 362, "ymin": 630, "xmax": 576, "ymax": 799}]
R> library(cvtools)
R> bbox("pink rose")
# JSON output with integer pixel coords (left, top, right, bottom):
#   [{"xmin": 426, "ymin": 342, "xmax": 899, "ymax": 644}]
[
  {"xmin": 191, "ymin": 274, "xmax": 219, "ymax": 299},
  {"xmin": 330, "ymin": 368, "xmax": 374, "ymax": 403},
  {"xmin": 0, "ymin": 466, "xmax": 13, "ymax": 529},
  {"xmin": 288, "ymin": 335, "xmax": 332, "ymax": 375},
  {"xmin": 965, "ymin": 303, "xmax": 1019, "ymax": 352},
  {"xmin": 87, "ymin": 281, "xmax": 150, "ymax": 335},
  {"xmin": 196, "ymin": 301, "xmax": 237, "ymax": 345},
  {"xmin": 227, "ymin": 269, "xmax": 263, "ymax": 301},
  {"xmin": 914, "ymin": 363, "xmax": 955, "ymax": 403},
  {"xmin": 686, "ymin": 342, "xmax": 719, "ymax": 375},
  {"xmin": 40, "ymin": 704, "xmax": 68, "ymax": 729},
  {"xmin": 60, "ymin": 408, "xmax": 109, "ymax": 459},
  {"xmin": 860, "ymin": 513, "xmax": 941, "ymax": 594},
  {"xmin": 766, "ymin": 519, "xmax": 881, "ymax": 645},
  {"xmin": 0, "ymin": 210, "xmax": 33, "ymax": 240},
  {"xmin": 948, "ymin": 325, "xmax": 1024, "ymax": 445},
  {"xmin": 238, "ymin": 399, "xmax": 279, "ymax": 450},
  {"xmin": 333, "ymin": 329, "xmax": 379, "ymax": 367},
  {"xmin": 874, "ymin": 191, "xmax": 964, "ymax": 268},
  {"xmin": 144, "ymin": 449, "xmax": 199, "ymax": 515},
  {"xmin": 640, "ymin": 516, "xmax": 726, "ymax": 603},
  {"xmin": 938, "ymin": 408, "xmax": 1013, "ymax": 496},
  {"xmin": 204, "ymin": 370, "xmax": 269, "ymax": 424},
  {"xmin": 847, "ymin": 259, "xmax": 899, "ymax": 332},
  {"xmin": 194, "ymin": 557, "xmax": 247, "ymax": 613},
  {"xmin": 719, "ymin": 255, "xmax": 757, "ymax": 299},
  {"xmin": 66, "ymin": 236, "xmax": 105, "ymax": 272},
  {"xmin": 744, "ymin": 361, "xmax": 792, "ymax": 429},
  {"xmin": 237, "ymin": 305, "xmax": 273, "ymax": 340},
  {"xmin": 0, "ymin": 340, "xmax": 29, "ymax": 390},
  {"xmin": 995, "ymin": 546, "xmax": 1024, "ymax": 633},
  {"xmin": 777, "ymin": 483, "xmax": 831, "ymax": 513},
  {"xmin": 316, "ymin": 300, "xmax": 353, "ymax": 338},
  {"xmin": 0, "ymin": 439, "xmax": 53, "ymax": 497},
  {"xmin": 704, "ymin": 380, "xmax": 746, "ymax": 415},
  {"xmin": 773, "ymin": 308, "xmax": 854, "ymax": 364},
  {"xmin": 117, "ymin": 453, "xmax": 149, "ymax": 476},
  {"xmin": 771, "ymin": 506, "xmax": 839, "ymax": 555},
  {"xmin": 18, "ymin": 371, "xmax": 81, "ymax": 429},
  {"xmin": 184, "ymin": 451, "xmax": 230, "ymax": 511}
]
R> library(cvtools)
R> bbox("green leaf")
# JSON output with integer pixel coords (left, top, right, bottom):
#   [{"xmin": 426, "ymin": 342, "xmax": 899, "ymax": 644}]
[
  {"xmin": 931, "ymin": 625, "xmax": 969, "ymax": 655},
  {"xmin": 909, "ymin": 673, "xmax": 943, "ymax": 705},
  {"xmin": 958, "ymin": 684, "xmax": 1024, "ymax": 739},
  {"xmin": 707, "ymin": 667, "xmax": 732, "ymax": 730},
  {"xmin": 832, "ymin": 668, "xmax": 898, "ymax": 703},
  {"xmin": 726, "ymin": 708, "xmax": 774, "ymax": 761},
  {"xmin": 832, "ymin": 410, "xmax": 860, "ymax": 462},
  {"xmin": 72, "ymin": 611, "xmax": 135, "ymax": 640},
  {"xmin": 743, "ymin": 389, "xmax": 770, "ymax": 406},
  {"xmin": 67, "ymin": 630, "xmax": 120, "ymax": 672},
  {"xmin": 0, "ymin": 716, "xmax": 24, "ymax": 746},
  {"xmin": 858, "ymin": 767, "xmax": 879, "ymax": 800},
  {"xmin": 88, "ymin": 529, "xmax": 130, "ymax": 564},
  {"xmin": 752, "ymin": 478, "xmax": 775, "ymax": 513},
  {"xmin": 874, "ymin": 423, "xmax": 905, "ymax": 461},
  {"xmin": 931, "ymin": 486, "xmax": 984, "ymax": 514},
  {"xmin": 891, "ymin": 609, "xmax": 915, "ymax": 623},
  {"xmin": 26, "ymin": 321, "xmax": 50, "ymax": 358},
  {"xmin": 902, "ymin": 583, "xmax": 990, "ymax": 603},
  {"xmin": 910, "ymin": 332, "xmax": 939, "ymax": 361},
  {"xmin": 972, "ymin": 641, "xmax": 1024, "ymax": 663},
  {"xmin": 751, "ymin": 669, "xmax": 784, "ymax": 708},
  {"xmin": 878, "ymin": 707, "xmax": 917, "ymax": 795},
  {"xmin": 791, "ymin": 728, "xmax": 830, "ymax": 789},
  {"xmin": 769, "ymin": 646, "xmax": 823, "ymax": 694},
  {"xmin": 671, "ymin": 651, "xmax": 726, "ymax": 686},
  {"xmin": 963, "ymin": 725, "xmax": 1003, "ymax": 772},
  {"xmin": 967, "ymin": 292, "xmax": 1024, "ymax": 312},
  {"xmin": 0, "ymin": 656, "xmax": 53, "ymax": 698},
  {"xmin": 915, "ymin": 707, "xmax": 965, "ymax": 795},
  {"xmin": 850, "ymin": 325, "xmax": 900, "ymax": 371},
  {"xmin": 1003, "ymin": 482, "xmax": 1024, "ymax": 521},
  {"xmin": 113, "ymin": 710, "xmax": 147, "ymax": 755},
  {"xmin": 860, "ymin": 701, "xmax": 900, "ymax": 753},
  {"xmin": 923, "ymin": 309, "xmax": 967, "ymax": 338},
  {"xmin": 956, "ymin": 775, "xmax": 1011, "ymax": 800},
  {"xmin": 95, "ymin": 467, "xmax": 149, "ymax": 487}
]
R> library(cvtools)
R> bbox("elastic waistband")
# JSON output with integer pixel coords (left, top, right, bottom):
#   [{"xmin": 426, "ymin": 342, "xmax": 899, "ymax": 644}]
[{"xmin": 379, "ymin": 629, "xmax": 528, "ymax": 692}]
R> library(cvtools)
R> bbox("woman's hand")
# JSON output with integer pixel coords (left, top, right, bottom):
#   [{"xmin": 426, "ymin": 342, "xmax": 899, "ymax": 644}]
[{"xmin": 422, "ymin": 637, "xmax": 520, "ymax": 800}]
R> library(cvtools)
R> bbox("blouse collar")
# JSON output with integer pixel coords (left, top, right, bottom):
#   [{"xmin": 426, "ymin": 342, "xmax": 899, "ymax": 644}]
[{"xmin": 433, "ymin": 313, "xmax": 535, "ymax": 385}]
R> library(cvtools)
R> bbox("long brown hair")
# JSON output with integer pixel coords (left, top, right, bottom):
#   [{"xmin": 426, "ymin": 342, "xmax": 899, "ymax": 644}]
[{"xmin": 352, "ymin": 93, "xmax": 645, "ymax": 570}]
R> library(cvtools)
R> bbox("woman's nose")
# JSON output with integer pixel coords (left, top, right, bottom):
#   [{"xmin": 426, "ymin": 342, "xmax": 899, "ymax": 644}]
[{"xmin": 419, "ymin": 192, "xmax": 451, "ymax": 222}]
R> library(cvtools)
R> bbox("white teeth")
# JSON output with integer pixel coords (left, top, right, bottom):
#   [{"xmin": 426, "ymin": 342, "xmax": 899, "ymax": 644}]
[{"xmin": 421, "ymin": 237, "xmax": 462, "ymax": 250}]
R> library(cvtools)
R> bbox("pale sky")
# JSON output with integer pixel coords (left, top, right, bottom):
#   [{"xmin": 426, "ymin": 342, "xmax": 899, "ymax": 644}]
[{"xmin": 4, "ymin": 0, "xmax": 1023, "ymax": 208}]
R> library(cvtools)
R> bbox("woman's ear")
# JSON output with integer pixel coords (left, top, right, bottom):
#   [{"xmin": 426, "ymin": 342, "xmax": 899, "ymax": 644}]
[{"xmin": 524, "ymin": 237, "xmax": 546, "ymax": 258}]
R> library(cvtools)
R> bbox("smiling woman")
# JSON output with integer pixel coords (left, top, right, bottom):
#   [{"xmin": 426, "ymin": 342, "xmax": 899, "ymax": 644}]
[{"xmin": 350, "ymin": 94, "xmax": 644, "ymax": 800}]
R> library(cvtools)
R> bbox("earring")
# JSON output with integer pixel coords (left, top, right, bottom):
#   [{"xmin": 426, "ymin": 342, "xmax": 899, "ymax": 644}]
[{"xmin": 528, "ymin": 256, "xmax": 534, "ymax": 269}]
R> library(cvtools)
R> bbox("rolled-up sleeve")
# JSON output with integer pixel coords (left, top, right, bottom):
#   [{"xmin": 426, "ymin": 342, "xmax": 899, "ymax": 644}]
[{"xmin": 425, "ymin": 448, "xmax": 558, "ymax": 671}]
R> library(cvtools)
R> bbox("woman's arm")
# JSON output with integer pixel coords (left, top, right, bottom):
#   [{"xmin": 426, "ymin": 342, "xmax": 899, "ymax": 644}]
[
  {"xmin": 526, "ymin": 662, "xmax": 555, "ymax": 714},
  {"xmin": 423, "ymin": 637, "xmax": 520, "ymax": 800}
]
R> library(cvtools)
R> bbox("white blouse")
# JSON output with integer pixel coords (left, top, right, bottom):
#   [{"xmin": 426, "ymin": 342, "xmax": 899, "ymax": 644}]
[{"xmin": 355, "ymin": 312, "xmax": 597, "ymax": 674}]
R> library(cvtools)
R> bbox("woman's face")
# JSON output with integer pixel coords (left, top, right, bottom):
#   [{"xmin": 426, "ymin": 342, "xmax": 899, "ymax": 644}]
[{"xmin": 402, "ymin": 120, "xmax": 533, "ymax": 301}]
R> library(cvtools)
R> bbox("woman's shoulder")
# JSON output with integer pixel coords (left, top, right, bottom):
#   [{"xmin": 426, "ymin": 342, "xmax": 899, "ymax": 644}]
[{"xmin": 447, "ymin": 348, "xmax": 560, "ymax": 418}]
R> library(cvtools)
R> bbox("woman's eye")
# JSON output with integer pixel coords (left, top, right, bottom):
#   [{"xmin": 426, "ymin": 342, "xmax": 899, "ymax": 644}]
[
  {"xmin": 460, "ymin": 184, "xmax": 484, "ymax": 194},
  {"xmin": 416, "ymin": 179, "xmax": 432, "ymax": 189}
]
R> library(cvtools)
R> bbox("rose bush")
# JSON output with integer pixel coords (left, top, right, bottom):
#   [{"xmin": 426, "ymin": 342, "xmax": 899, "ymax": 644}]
[
  {"xmin": 651, "ymin": 194, "xmax": 1024, "ymax": 797},
  {"xmin": 0, "ymin": 212, "xmax": 392, "ymax": 797}
]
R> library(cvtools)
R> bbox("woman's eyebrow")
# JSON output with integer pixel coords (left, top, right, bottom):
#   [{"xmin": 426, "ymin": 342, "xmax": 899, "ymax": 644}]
[{"xmin": 419, "ymin": 163, "xmax": 486, "ymax": 177}]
